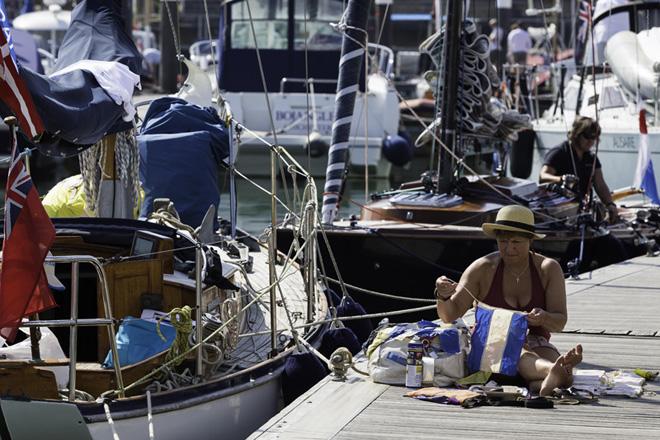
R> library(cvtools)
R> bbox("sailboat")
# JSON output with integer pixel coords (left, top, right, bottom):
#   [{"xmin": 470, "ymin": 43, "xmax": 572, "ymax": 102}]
[
  {"xmin": 0, "ymin": 1, "xmax": 330, "ymax": 439},
  {"xmin": 217, "ymin": 0, "xmax": 402, "ymax": 179},
  {"xmin": 277, "ymin": 0, "xmax": 660, "ymax": 322},
  {"xmin": 532, "ymin": 0, "xmax": 660, "ymax": 192}
]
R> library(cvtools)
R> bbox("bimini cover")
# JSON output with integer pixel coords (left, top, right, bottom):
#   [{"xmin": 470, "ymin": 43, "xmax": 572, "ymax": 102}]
[
  {"xmin": 17, "ymin": 0, "xmax": 142, "ymax": 154},
  {"xmin": 138, "ymin": 97, "xmax": 229, "ymax": 228}
]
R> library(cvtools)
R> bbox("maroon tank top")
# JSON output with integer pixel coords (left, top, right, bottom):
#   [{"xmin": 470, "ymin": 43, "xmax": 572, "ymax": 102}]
[{"xmin": 482, "ymin": 253, "xmax": 550, "ymax": 339}]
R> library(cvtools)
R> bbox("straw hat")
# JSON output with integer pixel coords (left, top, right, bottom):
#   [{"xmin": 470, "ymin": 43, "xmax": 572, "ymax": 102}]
[{"xmin": 482, "ymin": 205, "xmax": 545, "ymax": 239}]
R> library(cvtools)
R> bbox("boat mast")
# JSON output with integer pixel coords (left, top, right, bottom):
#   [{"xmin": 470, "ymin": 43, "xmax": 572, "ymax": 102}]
[
  {"xmin": 321, "ymin": 0, "xmax": 370, "ymax": 224},
  {"xmin": 436, "ymin": 0, "xmax": 463, "ymax": 194}
]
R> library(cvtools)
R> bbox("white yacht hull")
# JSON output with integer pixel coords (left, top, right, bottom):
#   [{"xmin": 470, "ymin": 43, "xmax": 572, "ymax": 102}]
[
  {"xmin": 533, "ymin": 119, "xmax": 660, "ymax": 191},
  {"xmin": 87, "ymin": 373, "xmax": 282, "ymax": 440},
  {"xmin": 225, "ymin": 76, "xmax": 400, "ymax": 179}
]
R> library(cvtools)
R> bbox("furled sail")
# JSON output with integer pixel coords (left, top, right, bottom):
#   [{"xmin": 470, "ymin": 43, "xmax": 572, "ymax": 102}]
[{"xmin": 321, "ymin": 0, "xmax": 370, "ymax": 225}]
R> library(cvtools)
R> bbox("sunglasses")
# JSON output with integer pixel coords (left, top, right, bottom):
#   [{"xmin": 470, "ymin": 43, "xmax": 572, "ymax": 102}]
[{"xmin": 581, "ymin": 133, "xmax": 598, "ymax": 141}]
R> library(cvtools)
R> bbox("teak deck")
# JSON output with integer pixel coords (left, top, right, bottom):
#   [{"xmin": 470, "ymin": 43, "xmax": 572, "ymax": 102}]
[{"xmin": 249, "ymin": 255, "xmax": 660, "ymax": 439}]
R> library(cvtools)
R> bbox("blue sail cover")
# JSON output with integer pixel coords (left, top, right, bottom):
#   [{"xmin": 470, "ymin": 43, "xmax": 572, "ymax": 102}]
[
  {"xmin": 17, "ymin": 0, "xmax": 142, "ymax": 156},
  {"xmin": 137, "ymin": 97, "xmax": 230, "ymax": 228}
]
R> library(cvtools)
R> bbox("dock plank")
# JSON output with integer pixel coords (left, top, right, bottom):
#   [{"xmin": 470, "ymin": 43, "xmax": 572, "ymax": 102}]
[
  {"xmin": 251, "ymin": 254, "xmax": 660, "ymax": 439},
  {"xmin": 250, "ymin": 376, "xmax": 388, "ymax": 439}
]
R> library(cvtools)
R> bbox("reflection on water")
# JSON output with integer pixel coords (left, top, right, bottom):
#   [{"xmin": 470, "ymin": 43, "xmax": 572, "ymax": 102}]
[{"xmin": 217, "ymin": 173, "xmax": 394, "ymax": 235}]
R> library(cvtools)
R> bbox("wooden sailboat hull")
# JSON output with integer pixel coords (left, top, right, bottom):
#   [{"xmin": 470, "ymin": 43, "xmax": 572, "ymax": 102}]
[
  {"xmin": 278, "ymin": 220, "xmax": 647, "ymax": 322},
  {"xmin": 0, "ymin": 217, "xmax": 329, "ymax": 439}
]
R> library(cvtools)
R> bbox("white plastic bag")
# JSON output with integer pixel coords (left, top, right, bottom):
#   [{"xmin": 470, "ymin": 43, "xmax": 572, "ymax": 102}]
[
  {"xmin": 366, "ymin": 319, "xmax": 469, "ymax": 386},
  {"xmin": 0, "ymin": 326, "xmax": 68, "ymax": 389}
]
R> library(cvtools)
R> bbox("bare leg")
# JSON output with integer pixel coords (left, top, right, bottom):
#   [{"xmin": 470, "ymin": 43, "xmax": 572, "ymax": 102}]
[
  {"xmin": 539, "ymin": 356, "xmax": 571, "ymax": 396},
  {"xmin": 528, "ymin": 380, "xmax": 543, "ymax": 394},
  {"xmin": 517, "ymin": 345, "xmax": 583, "ymax": 396},
  {"xmin": 518, "ymin": 350, "xmax": 553, "ymax": 383},
  {"xmin": 538, "ymin": 345, "xmax": 583, "ymax": 396}
]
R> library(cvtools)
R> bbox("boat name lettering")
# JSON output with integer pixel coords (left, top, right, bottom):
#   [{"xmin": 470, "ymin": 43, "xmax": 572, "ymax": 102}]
[
  {"xmin": 611, "ymin": 136, "xmax": 636, "ymax": 150},
  {"xmin": 275, "ymin": 110, "xmax": 333, "ymax": 135}
]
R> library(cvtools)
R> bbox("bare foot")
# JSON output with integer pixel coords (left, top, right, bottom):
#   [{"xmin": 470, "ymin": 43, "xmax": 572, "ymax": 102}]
[
  {"xmin": 539, "ymin": 356, "xmax": 571, "ymax": 396},
  {"xmin": 564, "ymin": 344, "xmax": 583, "ymax": 370}
]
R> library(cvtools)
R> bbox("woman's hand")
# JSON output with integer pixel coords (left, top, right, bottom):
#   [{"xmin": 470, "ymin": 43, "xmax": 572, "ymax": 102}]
[
  {"xmin": 434, "ymin": 275, "xmax": 457, "ymax": 300},
  {"xmin": 606, "ymin": 203, "xmax": 619, "ymax": 224},
  {"xmin": 526, "ymin": 307, "xmax": 547, "ymax": 327}
]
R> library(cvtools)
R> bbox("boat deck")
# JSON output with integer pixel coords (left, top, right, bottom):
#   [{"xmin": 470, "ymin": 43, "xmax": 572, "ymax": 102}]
[{"xmin": 249, "ymin": 254, "xmax": 660, "ymax": 439}]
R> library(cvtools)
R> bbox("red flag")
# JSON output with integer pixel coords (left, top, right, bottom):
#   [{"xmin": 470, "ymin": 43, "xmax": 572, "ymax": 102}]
[
  {"xmin": 0, "ymin": 28, "xmax": 44, "ymax": 139},
  {"xmin": 0, "ymin": 124, "xmax": 56, "ymax": 341}
]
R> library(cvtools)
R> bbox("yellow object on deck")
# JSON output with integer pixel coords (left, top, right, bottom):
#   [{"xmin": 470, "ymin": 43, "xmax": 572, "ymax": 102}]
[
  {"xmin": 42, "ymin": 175, "xmax": 94, "ymax": 218},
  {"xmin": 42, "ymin": 174, "xmax": 143, "ymax": 218}
]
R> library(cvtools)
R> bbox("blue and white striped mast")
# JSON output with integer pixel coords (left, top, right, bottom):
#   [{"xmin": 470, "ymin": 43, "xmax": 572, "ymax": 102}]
[{"xmin": 321, "ymin": 0, "xmax": 371, "ymax": 225}]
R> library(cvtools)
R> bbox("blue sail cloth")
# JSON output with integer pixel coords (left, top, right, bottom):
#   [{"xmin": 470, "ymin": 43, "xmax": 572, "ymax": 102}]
[
  {"xmin": 16, "ymin": 0, "xmax": 142, "ymax": 155},
  {"xmin": 137, "ymin": 97, "xmax": 230, "ymax": 228},
  {"xmin": 467, "ymin": 304, "xmax": 528, "ymax": 377}
]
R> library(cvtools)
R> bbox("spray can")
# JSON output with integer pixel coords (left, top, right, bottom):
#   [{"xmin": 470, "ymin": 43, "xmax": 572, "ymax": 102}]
[{"xmin": 405, "ymin": 338, "xmax": 423, "ymax": 388}]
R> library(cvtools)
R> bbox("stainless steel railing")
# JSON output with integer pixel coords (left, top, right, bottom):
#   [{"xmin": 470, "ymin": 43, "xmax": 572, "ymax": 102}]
[{"xmin": 17, "ymin": 255, "xmax": 125, "ymax": 401}]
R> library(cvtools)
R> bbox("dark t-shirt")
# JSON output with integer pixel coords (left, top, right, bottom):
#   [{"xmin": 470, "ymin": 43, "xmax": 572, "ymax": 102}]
[{"xmin": 543, "ymin": 140, "xmax": 601, "ymax": 197}]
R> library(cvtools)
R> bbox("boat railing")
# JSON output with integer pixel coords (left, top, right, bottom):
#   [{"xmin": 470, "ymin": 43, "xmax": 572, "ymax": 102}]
[
  {"xmin": 17, "ymin": 254, "xmax": 125, "ymax": 401},
  {"xmin": 279, "ymin": 77, "xmax": 337, "ymax": 94},
  {"xmin": 367, "ymin": 42, "xmax": 394, "ymax": 79},
  {"xmin": 278, "ymin": 42, "xmax": 393, "ymax": 95}
]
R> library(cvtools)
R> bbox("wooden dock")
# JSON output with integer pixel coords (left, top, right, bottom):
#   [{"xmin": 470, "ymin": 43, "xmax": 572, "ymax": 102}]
[{"xmin": 249, "ymin": 255, "xmax": 660, "ymax": 439}]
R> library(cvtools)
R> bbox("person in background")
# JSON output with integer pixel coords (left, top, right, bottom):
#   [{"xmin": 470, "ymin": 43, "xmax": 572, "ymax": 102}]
[
  {"xmin": 434, "ymin": 205, "xmax": 583, "ymax": 396},
  {"xmin": 488, "ymin": 18, "xmax": 504, "ymax": 66},
  {"xmin": 539, "ymin": 116, "xmax": 619, "ymax": 223},
  {"xmin": 507, "ymin": 21, "xmax": 532, "ymax": 65}
]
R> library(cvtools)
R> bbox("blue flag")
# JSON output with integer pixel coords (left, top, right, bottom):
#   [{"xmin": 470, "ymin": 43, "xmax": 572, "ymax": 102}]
[
  {"xmin": 468, "ymin": 304, "xmax": 528, "ymax": 376},
  {"xmin": 634, "ymin": 110, "xmax": 660, "ymax": 205}
]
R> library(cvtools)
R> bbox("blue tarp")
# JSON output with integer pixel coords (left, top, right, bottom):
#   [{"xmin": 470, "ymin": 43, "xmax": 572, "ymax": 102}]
[
  {"xmin": 54, "ymin": 0, "xmax": 142, "ymax": 75},
  {"xmin": 103, "ymin": 317, "xmax": 176, "ymax": 368},
  {"xmin": 137, "ymin": 97, "xmax": 229, "ymax": 228}
]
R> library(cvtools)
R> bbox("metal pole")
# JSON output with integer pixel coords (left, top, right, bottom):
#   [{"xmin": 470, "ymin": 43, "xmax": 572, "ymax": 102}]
[
  {"xmin": 11, "ymin": 116, "xmax": 43, "ymax": 362},
  {"xmin": 68, "ymin": 262, "xmax": 79, "ymax": 402},
  {"xmin": 305, "ymin": 205, "xmax": 316, "ymax": 324},
  {"xmin": 436, "ymin": 0, "xmax": 463, "ymax": 194},
  {"xmin": 269, "ymin": 144, "xmax": 279, "ymax": 356},
  {"xmin": 159, "ymin": 0, "xmax": 179, "ymax": 93},
  {"xmin": 195, "ymin": 245, "xmax": 204, "ymax": 376}
]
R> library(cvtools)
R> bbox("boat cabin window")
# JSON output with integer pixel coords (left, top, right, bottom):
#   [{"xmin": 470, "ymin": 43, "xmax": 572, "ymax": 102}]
[
  {"xmin": 599, "ymin": 86, "xmax": 626, "ymax": 109},
  {"xmin": 230, "ymin": 0, "xmax": 289, "ymax": 50},
  {"xmin": 293, "ymin": 0, "xmax": 343, "ymax": 51}
]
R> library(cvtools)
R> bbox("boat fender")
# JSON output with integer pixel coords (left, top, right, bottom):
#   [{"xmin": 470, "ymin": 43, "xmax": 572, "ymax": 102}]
[
  {"xmin": 382, "ymin": 133, "xmax": 413, "ymax": 167},
  {"xmin": 282, "ymin": 351, "xmax": 328, "ymax": 405},
  {"xmin": 337, "ymin": 296, "xmax": 373, "ymax": 344},
  {"xmin": 509, "ymin": 128, "xmax": 535, "ymax": 179},
  {"xmin": 304, "ymin": 131, "xmax": 329, "ymax": 158},
  {"xmin": 319, "ymin": 326, "xmax": 361, "ymax": 358}
]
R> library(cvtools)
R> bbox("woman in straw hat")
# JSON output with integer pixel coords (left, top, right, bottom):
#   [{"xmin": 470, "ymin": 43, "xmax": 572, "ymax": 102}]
[{"xmin": 435, "ymin": 205, "xmax": 583, "ymax": 396}]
